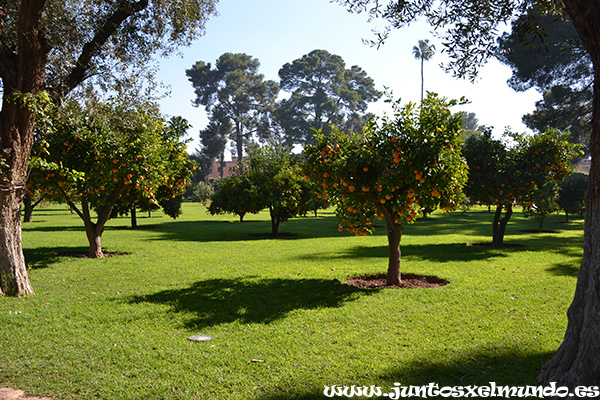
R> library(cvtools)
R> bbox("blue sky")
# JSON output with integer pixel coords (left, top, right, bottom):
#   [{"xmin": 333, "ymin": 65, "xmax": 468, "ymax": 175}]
[{"xmin": 156, "ymin": 0, "xmax": 541, "ymax": 155}]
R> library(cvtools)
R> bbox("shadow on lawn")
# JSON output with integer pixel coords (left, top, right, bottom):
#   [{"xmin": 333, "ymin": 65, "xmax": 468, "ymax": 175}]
[
  {"xmin": 131, "ymin": 217, "xmax": 353, "ymax": 242},
  {"xmin": 297, "ymin": 242, "xmax": 513, "ymax": 264},
  {"xmin": 255, "ymin": 347, "xmax": 555, "ymax": 400},
  {"xmin": 23, "ymin": 246, "xmax": 90, "ymax": 269},
  {"xmin": 129, "ymin": 277, "xmax": 373, "ymax": 329}
]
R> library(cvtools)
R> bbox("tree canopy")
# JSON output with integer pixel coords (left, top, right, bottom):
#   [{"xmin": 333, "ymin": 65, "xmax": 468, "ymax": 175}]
[
  {"xmin": 276, "ymin": 49, "xmax": 381, "ymax": 146},
  {"xmin": 186, "ymin": 53, "xmax": 279, "ymax": 173},
  {"xmin": 304, "ymin": 94, "xmax": 468, "ymax": 285},
  {"xmin": 497, "ymin": 6, "xmax": 592, "ymax": 154}
]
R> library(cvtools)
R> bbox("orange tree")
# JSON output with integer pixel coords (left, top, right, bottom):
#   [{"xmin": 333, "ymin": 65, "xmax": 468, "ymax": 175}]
[
  {"xmin": 463, "ymin": 129, "xmax": 578, "ymax": 246},
  {"xmin": 245, "ymin": 146, "xmax": 315, "ymax": 236},
  {"xmin": 304, "ymin": 94, "xmax": 469, "ymax": 285},
  {"xmin": 31, "ymin": 104, "xmax": 193, "ymax": 257},
  {"xmin": 110, "ymin": 116, "xmax": 196, "ymax": 228},
  {"xmin": 208, "ymin": 174, "xmax": 263, "ymax": 223},
  {"xmin": 208, "ymin": 146, "xmax": 319, "ymax": 235}
]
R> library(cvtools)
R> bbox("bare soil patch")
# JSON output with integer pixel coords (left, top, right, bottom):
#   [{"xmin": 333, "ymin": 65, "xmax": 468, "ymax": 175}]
[
  {"xmin": 345, "ymin": 273, "xmax": 448, "ymax": 289},
  {"xmin": 58, "ymin": 252, "xmax": 128, "ymax": 258},
  {"xmin": 0, "ymin": 387, "xmax": 53, "ymax": 400}
]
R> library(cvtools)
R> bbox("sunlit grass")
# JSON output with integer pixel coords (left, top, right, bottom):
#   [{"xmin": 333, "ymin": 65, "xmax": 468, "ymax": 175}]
[{"xmin": 0, "ymin": 203, "xmax": 583, "ymax": 399}]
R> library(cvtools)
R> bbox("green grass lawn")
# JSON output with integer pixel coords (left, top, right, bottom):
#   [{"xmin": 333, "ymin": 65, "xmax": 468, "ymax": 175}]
[{"xmin": 1, "ymin": 203, "xmax": 583, "ymax": 399}]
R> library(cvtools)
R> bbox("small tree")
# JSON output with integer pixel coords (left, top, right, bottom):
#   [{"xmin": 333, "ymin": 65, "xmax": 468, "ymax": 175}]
[
  {"xmin": 32, "ymin": 104, "xmax": 193, "ymax": 257},
  {"xmin": 305, "ymin": 94, "xmax": 468, "ymax": 285},
  {"xmin": 245, "ymin": 146, "xmax": 308, "ymax": 236},
  {"xmin": 208, "ymin": 174, "xmax": 262, "ymax": 223},
  {"xmin": 557, "ymin": 172, "xmax": 589, "ymax": 222},
  {"xmin": 463, "ymin": 129, "xmax": 577, "ymax": 246},
  {"xmin": 110, "ymin": 117, "xmax": 195, "ymax": 228},
  {"xmin": 209, "ymin": 146, "xmax": 313, "ymax": 235}
]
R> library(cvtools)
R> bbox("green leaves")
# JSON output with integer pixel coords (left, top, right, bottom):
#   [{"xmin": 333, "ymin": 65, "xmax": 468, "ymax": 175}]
[{"xmin": 305, "ymin": 93, "xmax": 469, "ymax": 236}]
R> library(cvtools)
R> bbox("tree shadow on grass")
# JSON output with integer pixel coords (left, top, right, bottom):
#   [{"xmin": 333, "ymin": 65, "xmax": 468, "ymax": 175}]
[
  {"xmin": 255, "ymin": 347, "xmax": 555, "ymax": 400},
  {"xmin": 128, "ymin": 278, "xmax": 374, "ymax": 330},
  {"xmin": 23, "ymin": 246, "xmax": 90, "ymax": 269},
  {"xmin": 131, "ymin": 218, "xmax": 352, "ymax": 243},
  {"xmin": 297, "ymin": 243, "xmax": 512, "ymax": 264}
]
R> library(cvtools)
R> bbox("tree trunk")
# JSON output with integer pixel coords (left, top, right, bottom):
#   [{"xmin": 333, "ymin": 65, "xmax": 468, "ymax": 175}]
[
  {"xmin": 130, "ymin": 204, "xmax": 137, "ymax": 229},
  {"xmin": 492, "ymin": 204, "xmax": 512, "ymax": 248},
  {"xmin": 85, "ymin": 225, "xmax": 104, "ymax": 258},
  {"xmin": 536, "ymin": 0, "xmax": 600, "ymax": 391},
  {"xmin": 420, "ymin": 56, "xmax": 424, "ymax": 102},
  {"xmin": 386, "ymin": 221, "xmax": 403, "ymax": 285},
  {"xmin": 0, "ymin": 189, "xmax": 34, "ymax": 296},
  {"xmin": 235, "ymin": 121, "xmax": 244, "ymax": 175},
  {"xmin": 22, "ymin": 194, "xmax": 33, "ymax": 223},
  {"xmin": 0, "ymin": 0, "xmax": 50, "ymax": 296},
  {"xmin": 270, "ymin": 207, "xmax": 280, "ymax": 236}
]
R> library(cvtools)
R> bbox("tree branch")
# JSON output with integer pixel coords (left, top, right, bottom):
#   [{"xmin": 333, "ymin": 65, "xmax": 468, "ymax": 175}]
[{"xmin": 53, "ymin": 0, "xmax": 149, "ymax": 99}]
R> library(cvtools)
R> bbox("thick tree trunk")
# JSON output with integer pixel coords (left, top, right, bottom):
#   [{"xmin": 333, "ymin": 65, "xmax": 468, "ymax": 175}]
[
  {"xmin": 0, "ymin": 189, "xmax": 34, "ymax": 296},
  {"xmin": 536, "ymin": 0, "xmax": 600, "ymax": 391},
  {"xmin": 491, "ymin": 204, "xmax": 512, "ymax": 248},
  {"xmin": 86, "ymin": 226, "xmax": 104, "ymax": 258},
  {"xmin": 384, "ymin": 214, "xmax": 403, "ymax": 285},
  {"xmin": 0, "ymin": 0, "xmax": 49, "ymax": 296}
]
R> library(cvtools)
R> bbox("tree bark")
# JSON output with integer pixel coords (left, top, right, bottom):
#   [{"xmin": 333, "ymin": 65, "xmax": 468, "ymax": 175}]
[
  {"xmin": 536, "ymin": 0, "xmax": 600, "ymax": 391},
  {"xmin": 492, "ymin": 204, "xmax": 512, "ymax": 248},
  {"xmin": 386, "ymin": 220, "xmax": 403, "ymax": 285},
  {"xmin": 22, "ymin": 194, "xmax": 33, "ymax": 223},
  {"xmin": 0, "ymin": 189, "xmax": 34, "ymax": 296},
  {"xmin": 270, "ymin": 207, "xmax": 280, "ymax": 236},
  {"xmin": 0, "ymin": 0, "xmax": 49, "ymax": 296},
  {"xmin": 130, "ymin": 204, "xmax": 137, "ymax": 229},
  {"xmin": 380, "ymin": 205, "xmax": 403, "ymax": 285}
]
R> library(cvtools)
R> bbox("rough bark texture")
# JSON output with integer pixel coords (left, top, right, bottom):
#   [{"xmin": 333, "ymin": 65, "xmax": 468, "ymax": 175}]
[
  {"xmin": 536, "ymin": 0, "xmax": 600, "ymax": 392},
  {"xmin": 491, "ymin": 204, "xmax": 512, "ymax": 248},
  {"xmin": 385, "ymin": 217, "xmax": 403, "ymax": 286},
  {"xmin": 0, "ymin": 0, "xmax": 49, "ymax": 296}
]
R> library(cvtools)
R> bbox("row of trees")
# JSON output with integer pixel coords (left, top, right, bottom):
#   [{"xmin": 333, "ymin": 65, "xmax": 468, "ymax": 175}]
[
  {"xmin": 207, "ymin": 94, "xmax": 578, "ymax": 286},
  {"xmin": 186, "ymin": 49, "xmax": 381, "ymax": 179},
  {"xmin": 208, "ymin": 146, "xmax": 327, "ymax": 235}
]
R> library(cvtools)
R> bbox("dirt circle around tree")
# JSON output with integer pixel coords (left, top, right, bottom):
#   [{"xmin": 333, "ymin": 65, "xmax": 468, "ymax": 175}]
[
  {"xmin": 345, "ymin": 273, "xmax": 449, "ymax": 289},
  {"xmin": 58, "ymin": 251, "xmax": 129, "ymax": 258}
]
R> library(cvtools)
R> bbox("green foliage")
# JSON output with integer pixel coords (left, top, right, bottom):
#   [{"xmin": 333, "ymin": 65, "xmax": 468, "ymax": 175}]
[
  {"xmin": 208, "ymin": 146, "xmax": 320, "ymax": 232},
  {"xmin": 276, "ymin": 49, "xmax": 381, "ymax": 146},
  {"xmin": 245, "ymin": 146, "xmax": 312, "ymax": 233},
  {"xmin": 497, "ymin": 6, "xmax": 592, "ymax": 154},
  {"xmin": 464, "ymin": 129, "xmax": 577, "ymax": 208},
  {"xmin": 557, "ymin": 173, "xmax": 589, "ymax": 220},
  {"xmin": 336, "ymin": 0, "xmax": 535, "ymax": 80},
  {"xmin": 30, "ymin": 102, "xmax": 194, "ymax": 253},
  {"xmin": 463, "ymin": 128, "xmax": 579, "ymax": 241},
  {"xmin": 186, "ymin": 53, "xmax": 279, "ymax": 164},
  {"xmin": 208, "ymin": 174, "xmax": 263, "ymax": 222},
  {"xmin": 188, "ymin": 181, "xmax": 215, "ymax": 203},
  {"xmin": 11, "ymin": 0, "xmax": 218, "ymax": 101},
  {"xmin": 305, "ymin": 93, "xmax": 469, "ymax": 235}
]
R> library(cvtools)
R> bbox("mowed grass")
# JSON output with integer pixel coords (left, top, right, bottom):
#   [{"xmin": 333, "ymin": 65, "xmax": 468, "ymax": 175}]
[{"xmin": 1, "ymin": 203, "xmax": 583, "ymax": 399}]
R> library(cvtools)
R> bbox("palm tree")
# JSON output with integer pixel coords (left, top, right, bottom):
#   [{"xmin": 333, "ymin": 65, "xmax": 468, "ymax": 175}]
[{"xmin": 412, "ymin": 39, "xmax": 436, "ymax": 101}]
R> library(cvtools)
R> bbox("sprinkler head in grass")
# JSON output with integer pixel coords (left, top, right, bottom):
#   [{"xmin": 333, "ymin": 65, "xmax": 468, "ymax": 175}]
[{"xmin": 188, "ymin": 335, "xmax": 213, "ymax": 342}]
